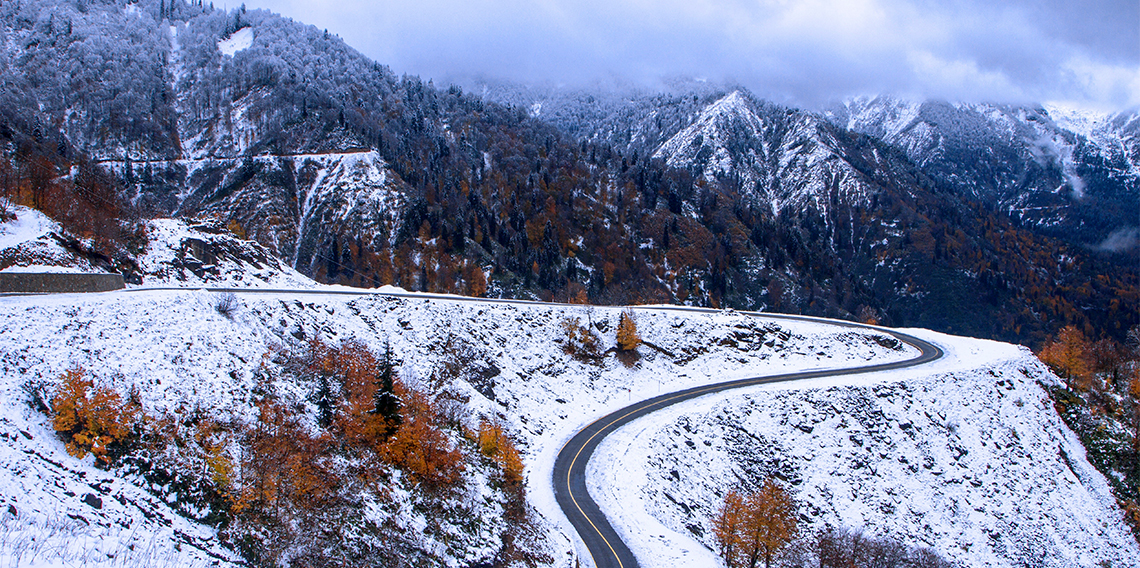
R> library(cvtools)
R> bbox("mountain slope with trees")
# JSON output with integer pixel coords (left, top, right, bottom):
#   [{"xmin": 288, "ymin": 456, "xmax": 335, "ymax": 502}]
[{"xmin": 1, "ymin": 0, "xmax": 1136, "ymax": 347}]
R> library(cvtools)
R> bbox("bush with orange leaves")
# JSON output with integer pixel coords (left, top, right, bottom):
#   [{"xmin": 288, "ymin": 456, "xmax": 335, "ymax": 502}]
[
  {"xmin": 477, "ymin": 418, "xmax": 525, "ymax": 487},
  {"xmin": 313, "ymin": 339, "xmax": 463, "ymax": 488},
  {"xmin": 51, "ymin": 368, "xmax": 141, "ymax": 464},
  {"xmin": 1038, "ymin": 326, "xmax": 1094, "ymax": 389},
  {"xmin": 378, "ymin": 386, "xmax": 464, "ymax": 488}
]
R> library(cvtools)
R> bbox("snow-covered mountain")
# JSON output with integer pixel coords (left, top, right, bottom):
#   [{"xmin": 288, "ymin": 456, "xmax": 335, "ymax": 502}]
[
  {"xmin": 651, "ymin": 90, "xmax": 878, "ymax": 215},
  {"xmin": 825, "ymin": 97, "xmax": 1140, "ymax": 248}
]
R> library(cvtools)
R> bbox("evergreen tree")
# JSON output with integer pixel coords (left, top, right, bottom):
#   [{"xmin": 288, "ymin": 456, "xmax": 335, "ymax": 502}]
[
  {"xmin": 313, "ymin": 374, "xmax": 333, "ymax": 428},
  {"xmin": 371, "ymin": 341, "xmax": 401, "ymax": 437}
]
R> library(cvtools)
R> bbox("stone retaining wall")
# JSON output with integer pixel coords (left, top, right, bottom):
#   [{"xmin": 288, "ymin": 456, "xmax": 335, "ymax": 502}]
[{"xmin": 0, "ymin": 272, "xmax": 125, "ymax": 293}]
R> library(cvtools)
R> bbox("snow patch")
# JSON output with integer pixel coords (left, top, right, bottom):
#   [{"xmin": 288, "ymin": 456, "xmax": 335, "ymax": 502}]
[
  {"xmin": 1, "ymin": 264, "xmax": 91, "ymax": 274},
  {"xmin": 217, "ymin": 27, "xmax": 253, "ymax": 57},
  {"xmin": 0, "ymin": 205, "xmax": 56, "ymax": 251}
]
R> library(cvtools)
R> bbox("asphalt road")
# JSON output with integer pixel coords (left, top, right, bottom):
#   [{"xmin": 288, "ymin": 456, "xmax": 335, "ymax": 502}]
[{"xmin": 552, "ymin": 312, "xmax": 943, "ymax": 568}]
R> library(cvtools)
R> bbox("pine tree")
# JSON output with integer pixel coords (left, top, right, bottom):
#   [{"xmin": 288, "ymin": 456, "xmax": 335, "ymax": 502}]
[
  {"xmin": 313, "ymin": 374, "xmax": 333, "ymax": 428},
  {"xmin": 371, "ymin": 341, "xmax": 401, "ymax": 437},
  {"xmin": 616, "ymin": 310, "xmax": 641, "ymax": 352}
]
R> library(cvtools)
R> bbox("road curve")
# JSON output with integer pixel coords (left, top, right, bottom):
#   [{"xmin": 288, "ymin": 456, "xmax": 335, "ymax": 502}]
[{"xmin": 553, "ymin": 311, "xmax": 943, "ymax": 568}]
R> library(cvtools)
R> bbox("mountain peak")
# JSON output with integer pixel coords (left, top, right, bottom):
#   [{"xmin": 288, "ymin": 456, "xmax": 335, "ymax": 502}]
[{"xmin": 652, "ymin": 90, "xmax": 767, "ymax": 183}]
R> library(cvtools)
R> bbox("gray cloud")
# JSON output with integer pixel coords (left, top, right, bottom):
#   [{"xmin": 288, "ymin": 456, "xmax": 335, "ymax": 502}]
[
  {"xmin": 1094, "ymin": 227, "xmax": 1140, "ymax": 253},
  {"xmin": 244, "ymin": 0, "xmax": 1139, "ymax": 108}
]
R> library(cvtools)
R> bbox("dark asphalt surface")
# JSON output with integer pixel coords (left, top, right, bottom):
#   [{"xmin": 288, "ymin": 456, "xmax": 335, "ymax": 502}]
[{"xmin": 11, "ymin": 286, "xmax": 943, "ymax": 568}]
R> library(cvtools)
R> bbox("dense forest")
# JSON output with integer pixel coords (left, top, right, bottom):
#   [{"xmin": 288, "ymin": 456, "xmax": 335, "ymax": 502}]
[{"xmin": 0, "ymin": 0, "xmax": 1136, "ymax": 348}]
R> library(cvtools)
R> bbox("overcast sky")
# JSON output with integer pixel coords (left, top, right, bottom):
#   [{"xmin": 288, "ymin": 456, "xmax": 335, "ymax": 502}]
[{"xmin": 242, "ymin": 0, "xmax": 1139, "ymax": 109}]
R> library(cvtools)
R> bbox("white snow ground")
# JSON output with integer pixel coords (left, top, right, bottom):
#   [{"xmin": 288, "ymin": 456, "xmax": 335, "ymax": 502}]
[
  {"xmin": 0, "ymin": 286, "xmax": 917, "ymax": 567},
  {"xmin": 217, "ymin": 27, "xmax": 253, "ymax": 57}
]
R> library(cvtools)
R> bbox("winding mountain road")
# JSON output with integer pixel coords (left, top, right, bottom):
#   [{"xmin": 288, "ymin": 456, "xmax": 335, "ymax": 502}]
[
  {"xmin": 55, "ymin": 286, "xmax": 942, "ymax": 568},
  {"xmin": 553, "ymin": 312, "xmax": 943, "ymax": 568}
]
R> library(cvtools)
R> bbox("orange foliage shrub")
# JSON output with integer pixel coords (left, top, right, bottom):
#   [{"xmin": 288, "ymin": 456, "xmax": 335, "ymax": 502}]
[
  {"xmin": 51, "ymin": 368, "xmax": 140, "ymax": 464},
  {"xmin": 478, "ymin": 418, "xmax": 524, "ymax": 485},
  {"xmin": 233, "ymin": 398, "xmax": 337, "ymax": 516},
  {"xmin": 382, "ymin": 388, "xmax": 464, "ymax": 488}
]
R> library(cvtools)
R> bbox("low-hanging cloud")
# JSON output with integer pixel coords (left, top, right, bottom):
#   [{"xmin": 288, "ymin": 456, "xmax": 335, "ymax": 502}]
[
  {"xmin": 246, "ymin": 0, "xmax": 1139, "ymax": 109},
  {"xmin": 1094, "ymin": 227, "xmax": 1140, "ymax": 253}
]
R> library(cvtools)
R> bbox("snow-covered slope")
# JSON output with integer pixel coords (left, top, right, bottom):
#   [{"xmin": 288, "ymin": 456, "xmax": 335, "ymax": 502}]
[
  {"xmin": 0, "ymin": 206, "xmax": 319, "ymax": 288},
  {"xmin": 0, "ymin": 287, "xmax": 920, "ymax": 567},
  {"xmin": 0, "ymin": 205, "xmax": 108, "ymax": 275},
  {"xmin": 590, "ymin": 331, "xmax": 1139, "ymax": 568},
  {"xmin": 217, "ymin": 27, "xmax": 253, "ymax": 57},
  {"xmin": 0, "ymin": 286, "xmax": 1136, "ymax": 566},
  {"xmin": 1047, "ymin": 105, "xmax": 1140, "ymax": 181},
  {"xmin": 138, "ymin": 217, "xmax": 318, "ymax": 288}
]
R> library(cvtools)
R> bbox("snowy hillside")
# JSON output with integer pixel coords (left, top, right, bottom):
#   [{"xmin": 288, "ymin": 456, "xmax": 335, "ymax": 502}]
[
  {"xmin": 653, "ymin": 91, "xmax": 772, "ymax": 195},
  {"xmin": 0, "ymin": 286, "xmax": 927, "ymax": 567},
  {"xmin": 0, "ymin": 205, "xmax": 108, "ymax": 275},
  {"xmin": 0, "ymin": 283, "xmax": 1136, "ymax": 566},
  {"xmin": 0, "ymin": 205, "xmax": 316, "ymax": 288},
  {"xmin": 138, "ymin": 217, "xmax": 318, "ymax": 288}
]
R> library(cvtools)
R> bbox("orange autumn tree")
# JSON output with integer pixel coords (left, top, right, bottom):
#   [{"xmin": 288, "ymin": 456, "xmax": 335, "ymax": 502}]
[
  {"xmin": 616, "ymin": 309, "xmax": 641, "ymax": 352},
  {"xmin": 713, "ymin": 490, "xmax": 748, "ymax": 568},
  {"xmin": 1038, "ymin": 326, "xmax": 1093, "ymax": 389},
  {"xmin": 744, "ymin": 480, "xmax": 799, "ymax": 568},
  {"xmin": 712, "ymin": 480, "xmax": 799, "ymax": 568},
  {"xmin": 51, "ymin": 368, "xmax": 140, "ymax": 464},
  {"xmin": 327, "ymin": 340, "xmax": 400, "ymax": 451}
]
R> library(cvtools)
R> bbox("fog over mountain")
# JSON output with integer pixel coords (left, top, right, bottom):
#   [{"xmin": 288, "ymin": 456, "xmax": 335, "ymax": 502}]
[{"xmin": 246, "ymin": 0, "xmax": 1139, "ymax": 110}]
